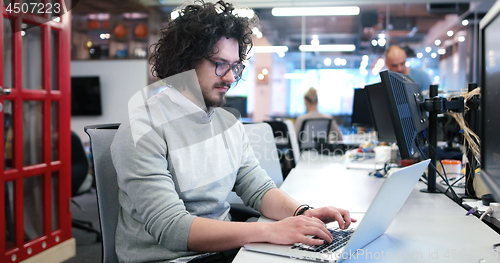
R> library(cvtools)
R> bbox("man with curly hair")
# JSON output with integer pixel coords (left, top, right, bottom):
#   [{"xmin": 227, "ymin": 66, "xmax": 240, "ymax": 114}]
[{"xmin": 111, "ymin": 1, "xmax": 355, "ymax": 262}]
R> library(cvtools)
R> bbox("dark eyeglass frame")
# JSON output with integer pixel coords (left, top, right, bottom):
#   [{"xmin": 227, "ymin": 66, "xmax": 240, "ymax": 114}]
[{"xmin": 205, "ymin": 57, "xmax": 245, "ymax": 81}]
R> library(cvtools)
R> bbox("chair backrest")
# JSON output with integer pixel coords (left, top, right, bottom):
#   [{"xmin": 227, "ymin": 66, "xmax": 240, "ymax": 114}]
[
  {"xmin": 264, "ymin": 119, "xmax": 301, "ymax": 175},
  {"xmin": 71, "ymin": 131, "xmax": 90, "ymax": 196},
  {"xmin": 264, "ymin": 120, "xmax": 289, "ymax": 145},
  {"xmin": 226, "ymin": 122, "xmax": 284, "ymax": 204},
  {"xmin": 298, "ymin": 118, "xmax": 332, "ymax": 151},
  {"xmin": 244, "ymin": 122, "xmax": 283, "ymax": 185},
  {"xmin": 84, "ymin": 123, "xmax": 120, "ymax": 263},
  {"xmin": 282, "ymin": 119, "xmax": 301, "ymax": 165}
]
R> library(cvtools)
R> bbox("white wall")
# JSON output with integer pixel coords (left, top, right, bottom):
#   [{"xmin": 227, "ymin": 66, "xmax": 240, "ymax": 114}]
[{"xmin": 71, "ymin": 59, "xmax": 149, "ymax": 141}]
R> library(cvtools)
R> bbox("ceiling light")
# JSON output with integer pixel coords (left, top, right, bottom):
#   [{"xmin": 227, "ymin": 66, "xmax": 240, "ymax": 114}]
[
  {"xmin": 417, "ymin": 52, "xmax": 423, "ymax": 59},
  {"xmin": 251, "ymin": 46, "xmax": 289, "ymax": 53},
  {"xmin": 171, "ymin": 11, "xmax": 180, "ymax": 20},
  {"xmin": 434, "ymin": 39, "xmax": 441, "ymax": 46},
  {"xmin": 251, "ymin": 26, "xmax": 263, "ymax": 38},
  {"xmin": 277, "ymin": 52, "xmax": 285, "ymax": 58},
  {"xmin": 447, "ymin": 30, "xmax": 454, "ymax": 37},
  {"xmin": 311, "ymin": 38, "xmax": 320, "ymax": 46},
  {"xmin": 458, "ymin": 36, "xmax": 466, "ymax": 42},
  {"xmin": 123, "ymin": 13, "xmax": 147, "ymax": 19},
  {"xmin": 405, "ymin": 61, "xmax": 411, "ymax": 67},
  {"xmin": 462, "ymin": 19, "xmax": 469, "ymax": 26},
  {"xmin": 425, "ymin": 47, "xmax": 432, "ymax": 53},
  {"xmin": 324, "ymin": 58, "xmax": 332, "ymax": 66},
  {"xmin": 171, "ymin": 9, "xmax": 254, "ymax": 20},
  {"xmin": 299, "ymin": 44, "xmax": 356, "ymax": 52},
  {"xmin": 431, "ymin": 53, "xmax": 437, "ymax": 58},
  {"xmin": 377, "ymin": 38, "xmax": 386, "ymax": 47},
  {"xmin": 334, "ymin": 58, "xmax": 341, "ymax": 66},
  {"xmin": 272, "ymin": 6, "xmax": 360, "ymax": 17},
  {"xmin": 234, "ymin": 9, "xmax": 255, "ymax": 19},
  {"xmin": 438, "ymin": 48, "xmax": 446, "ymax": 55},
  {"xmin": 371, "ymin": 39, "xmax": 378, "ymax": 46}
]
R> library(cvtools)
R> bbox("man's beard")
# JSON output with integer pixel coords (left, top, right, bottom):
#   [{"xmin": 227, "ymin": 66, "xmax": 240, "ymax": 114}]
[{"xmin": 202, "ymin": 82, "xmax": 230, "ymax": 108}]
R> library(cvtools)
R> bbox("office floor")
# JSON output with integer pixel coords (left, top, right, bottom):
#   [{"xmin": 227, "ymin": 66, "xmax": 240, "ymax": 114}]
[{"xmin": 63, "ymin": 189, "xmax": 102, "ymax": 263}]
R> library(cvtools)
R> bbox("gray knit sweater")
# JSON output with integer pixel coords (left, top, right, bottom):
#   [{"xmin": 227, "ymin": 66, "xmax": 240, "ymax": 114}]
[{"xmin": 110, "ymin": 87, "xmax": 276, "ymax": 262}]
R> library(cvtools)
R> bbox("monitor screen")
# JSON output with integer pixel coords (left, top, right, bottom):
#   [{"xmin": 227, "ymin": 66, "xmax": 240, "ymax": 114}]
[
  {"xmin": 364, "ymin": 82, "xmax": 396, "ymax": 143},
  {"xmin": 480, "ymin": 0, "xmax": 500, "ymax": 201},
  {"xmin": 223, "ymin": 96, "xmax": 247, "ymax": 118},
  {"xmin": 380, "ymin": 70, "xmax": 428, "ymax": 159},
  {"xmin": 351, "ymin": 88, "xmax": 373, "ymax": 127},
  {"xmin": 71, "ymin": 76, "xmax": 102, "ymax": 116}
]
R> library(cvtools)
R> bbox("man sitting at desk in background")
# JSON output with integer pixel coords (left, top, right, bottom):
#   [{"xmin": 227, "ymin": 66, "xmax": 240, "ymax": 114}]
[
  {"xmin": 294, "ymin": 87, "xmax": 344, "ymax": 143},
  {"xmin": 110, "ymin": 1, "xmax": 355, "ymax": 262},
  {"xmin": 384, "ymin": 45, "xmax": 432, "ymax": 96}
]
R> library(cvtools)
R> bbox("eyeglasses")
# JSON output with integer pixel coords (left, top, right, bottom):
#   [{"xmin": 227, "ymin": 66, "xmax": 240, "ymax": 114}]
[{"xmin": 205, "ymin": 57, "xmax": 245, "ymax": 81}]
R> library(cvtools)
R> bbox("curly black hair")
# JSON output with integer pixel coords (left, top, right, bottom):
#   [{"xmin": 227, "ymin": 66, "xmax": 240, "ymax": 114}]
[{"xmin": 149, "ymin": 0, "xmax": 256, "ymax": 80}]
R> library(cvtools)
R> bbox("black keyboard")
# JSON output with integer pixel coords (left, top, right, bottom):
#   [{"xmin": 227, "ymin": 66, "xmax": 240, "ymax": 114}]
[{"xmin": 291, "ymin": 228, "xmax": 355, "ymax": 253}]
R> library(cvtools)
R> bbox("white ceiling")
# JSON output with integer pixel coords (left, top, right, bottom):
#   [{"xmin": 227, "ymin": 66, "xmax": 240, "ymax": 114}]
[
  {"xmin": 141, "ymin": 0, "xmax": 489, "ymax": 8},
  {"xmin": 72, "ymin": 0, "xmax": 498, "ymax": 60}
]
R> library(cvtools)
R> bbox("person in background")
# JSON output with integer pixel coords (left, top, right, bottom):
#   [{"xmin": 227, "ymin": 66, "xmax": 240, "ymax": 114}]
[
  {"xmin": 110, "ymin": 1, "xmax": 355, "ymax": 262},
  {"xmin": 294, "ymin": 87, "xmax": 343, "ymax": 142},
  {"xmin": 384, "ymin": 45, "xmax": 432, "ymax": 95}
]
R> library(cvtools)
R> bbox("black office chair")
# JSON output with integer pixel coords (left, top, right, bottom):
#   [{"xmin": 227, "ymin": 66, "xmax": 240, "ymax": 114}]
[
  {"xmin": 298, "ymin": 118, "xmax": 332, "ymax": 151},
  {"xmin": 71, "ymin": 131, "xmax": 101, "ymax": 242},
  {"xmin": 265, "ymin": 120, "xmax": 297, "ymax": 179}
]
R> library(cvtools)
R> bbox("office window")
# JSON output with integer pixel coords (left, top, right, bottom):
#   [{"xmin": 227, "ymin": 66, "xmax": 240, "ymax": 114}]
[{"xmin": 287, "ymin": 68, "xmax": 380, "ymax": 116}]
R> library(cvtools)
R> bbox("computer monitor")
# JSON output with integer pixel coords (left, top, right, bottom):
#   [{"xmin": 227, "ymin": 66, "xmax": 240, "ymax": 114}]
[
  {"xmin": 351, "ymin": 88, "xmax": 373, "ymax": 128},
  {"xmin": 364, "ymin": 82, "xmax": 397, "ymax": 143},
  {"xmin": 71, "ymin": 76, "xmax": 103, "ymax": 116},
  {"xmin": 223, "ymin": 96, "xmax": 248, "ymax": 118},
  {"xmin": 379, "ymin": 70, "xmax": 428, "ymax": 160},
  {"xmin": 480, "ymin": 0, "xmax": 500, "ymax": 202}
]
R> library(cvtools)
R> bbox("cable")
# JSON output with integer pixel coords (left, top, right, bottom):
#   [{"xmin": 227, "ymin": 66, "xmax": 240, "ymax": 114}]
[
  {"xmin": 417, "ymin": 135, "xmax": 457, "ymax": 193},
  {"xmin": 480, "ymin": 206, "xmax": 493, "ymax": 221},
  {"xmin": 368, "ymin": 162, "xmax": 398, "ymax": 178},
  {"xmin": 415, "ymin": 137, "xmax": 461, "ymax": 203},
  {"xmin": 450, "ymin": 175, "xmax": 465, "ymax": 187},
  {"xmin": 447, "ymin": 88, "xmax": 481, "ymax": 165}
]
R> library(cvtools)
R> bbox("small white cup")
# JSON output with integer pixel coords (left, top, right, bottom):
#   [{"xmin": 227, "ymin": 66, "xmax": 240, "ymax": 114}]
[{"xmin": 374, "ymin": 146, "xmax": 391, "ymax": 163}]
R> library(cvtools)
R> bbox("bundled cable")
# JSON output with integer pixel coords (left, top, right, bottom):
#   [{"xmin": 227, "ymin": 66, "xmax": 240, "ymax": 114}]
[{"xmin": 446, "ymin": 87, "xmax": 481, "ymax": 165}]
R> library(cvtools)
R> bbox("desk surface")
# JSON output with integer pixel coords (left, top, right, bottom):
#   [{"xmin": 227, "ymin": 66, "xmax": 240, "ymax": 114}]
[{"xmin": 233, "ymin": 151, "xmax": 500, "ymax": 262}]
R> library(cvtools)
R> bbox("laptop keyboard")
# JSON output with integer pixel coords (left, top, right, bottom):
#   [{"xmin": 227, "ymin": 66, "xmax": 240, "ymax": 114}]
[{"xmin": 291, "ymin": 228, "xmax": 355, "ymax": 253}]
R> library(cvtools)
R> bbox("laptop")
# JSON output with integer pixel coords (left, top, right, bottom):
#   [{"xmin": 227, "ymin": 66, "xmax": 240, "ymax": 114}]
[{"xmin": 244, "ymin": 159, "xmax": 431, "ymax": 262}]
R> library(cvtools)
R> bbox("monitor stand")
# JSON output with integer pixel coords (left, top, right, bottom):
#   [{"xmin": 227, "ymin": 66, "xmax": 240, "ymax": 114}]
[{"xmin": 420, "ymin": 84, "xmax": 465, "ymax": 197}]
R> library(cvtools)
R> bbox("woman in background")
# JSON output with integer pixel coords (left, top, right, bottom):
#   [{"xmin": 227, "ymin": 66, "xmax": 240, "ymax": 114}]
[{"xmin": 295, "ymin": 87, "xmax": 343, "ymax": 142}]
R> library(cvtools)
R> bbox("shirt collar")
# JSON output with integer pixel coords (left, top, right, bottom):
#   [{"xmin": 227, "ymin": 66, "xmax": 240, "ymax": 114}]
[{"xmin": 165, "ymin": 87, "xmax": 215, "ymax": 120}]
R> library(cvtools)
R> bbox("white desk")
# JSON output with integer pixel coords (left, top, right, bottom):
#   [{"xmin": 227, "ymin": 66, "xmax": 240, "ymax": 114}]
[{"xmin": 233, "ymin": 151, "xmax": 500, "ymax": 262}]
